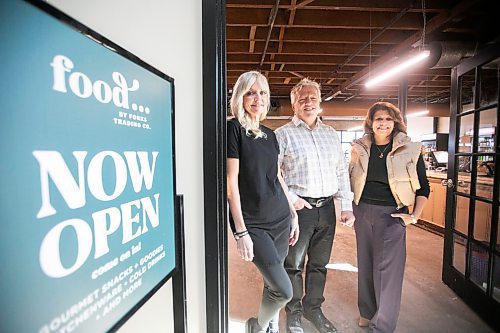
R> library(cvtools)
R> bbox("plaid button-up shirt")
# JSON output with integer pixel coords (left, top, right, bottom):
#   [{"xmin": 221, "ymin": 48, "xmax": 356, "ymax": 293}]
[{"xmin": 275, "ymin": 116, "xmax": 353, "ymax": 211}]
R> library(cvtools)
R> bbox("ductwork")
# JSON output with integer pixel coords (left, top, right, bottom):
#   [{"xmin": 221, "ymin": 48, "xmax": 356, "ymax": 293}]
[{"xmin": 427, "ymin": 41, "xmax": 477, "ymax": 68}]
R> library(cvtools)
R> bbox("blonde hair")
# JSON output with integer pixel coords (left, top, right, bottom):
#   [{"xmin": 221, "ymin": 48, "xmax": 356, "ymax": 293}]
[
  {"xmin": 230, "ymin": 71, "xmax": 270, "ymax": 138},
  {"xmin": 363, "ymin": 101, "xmax": 407, "ymax": 135},
  {"xmin": 290, "ymin": 78, "xmax": 322, "ymax": 106}
]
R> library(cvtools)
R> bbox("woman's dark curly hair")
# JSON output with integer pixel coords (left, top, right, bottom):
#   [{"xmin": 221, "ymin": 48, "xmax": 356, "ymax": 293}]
[{"xmin": 363, "ymin": 101, "xmax": 407, "ymax": 136}]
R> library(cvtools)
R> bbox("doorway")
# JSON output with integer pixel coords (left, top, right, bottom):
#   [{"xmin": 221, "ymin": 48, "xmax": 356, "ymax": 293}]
[{"xmin": 443, "ymin": 42, "xmax": 500, "ymax": 330}]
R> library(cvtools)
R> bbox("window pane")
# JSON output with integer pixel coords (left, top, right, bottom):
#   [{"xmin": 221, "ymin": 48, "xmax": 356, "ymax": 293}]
[
  {"xmin": 497, "ymin": 206, "xmax": 500, "ymax": 252},
  {"xmin": 455, "ymin": 195, "xmax": 469, "ymax": 235},
  {"xmin": 478, "ymin": 108, "xmax": 497, "ymax": 151},
  {"xmin": 478, "ymin": 137, "xmax": 496, "ymax": 154},
  {"xmin": 456, "ymin": 157, "xmax": 472, "ymax": 193},
  {"xmin": 493, "ymin": 254, "xmax": 500, "ymax": 302},
  {"xmin": 342, "ymin": 131, "xmax": 355, "ymax": 143},
  {"xmin": 473, "ymin": 200, "xmax": 492, "ymax": 244},
  {"xmin": 453, "ymin": 233, "xmax": 467, "ymax": 275},
  {"xmin": 458, "ymin": 113, "xmax": 474, "ymax": 153},
  {"xmin": 477, "ymin": 154, "xmax": 495, "ymax": 170},
  {"xmin": 470, "ymin": 243, "xmax": 489, "ymax": 291},
  {"xmin": 341, "ymin": 143, "xmax": 351, "ymax": 162},
  {"xmin": 355, "ymin": 131, "xmax": 365, "ymax": 139},
  {"xmin": 460, "ymin": 69, "xmax": 476, "ymax": 113},
  {"xmin": 479, "ymin": 57, "xmax": 500, "ymax": 107},
  {"xmin": 476, "ymin": 168, "xmax": 494, "ymax": 200}
]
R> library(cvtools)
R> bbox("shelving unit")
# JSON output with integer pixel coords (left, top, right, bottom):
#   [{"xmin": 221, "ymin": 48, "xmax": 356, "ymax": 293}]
[{"xmin": 422, "ymin": 133, "xmax": 449, "ymax": 168}]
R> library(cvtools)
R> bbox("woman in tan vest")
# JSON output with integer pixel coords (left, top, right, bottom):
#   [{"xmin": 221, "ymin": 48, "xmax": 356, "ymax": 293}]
[{"xmin": 349, "ymin": 102, "xmax": 430, "ymax": 333}]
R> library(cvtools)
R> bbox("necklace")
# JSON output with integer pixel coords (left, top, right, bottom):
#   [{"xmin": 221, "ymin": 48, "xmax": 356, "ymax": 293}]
[{"xmin": 375, "ymin": 143, "xmax": 390, "ymax": 158}]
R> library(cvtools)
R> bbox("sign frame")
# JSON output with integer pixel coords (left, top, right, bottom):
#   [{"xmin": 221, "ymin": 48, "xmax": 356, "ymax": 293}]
[{"xmin": 0, "ymin": 1, "xmax": 180, "ymax": 332}]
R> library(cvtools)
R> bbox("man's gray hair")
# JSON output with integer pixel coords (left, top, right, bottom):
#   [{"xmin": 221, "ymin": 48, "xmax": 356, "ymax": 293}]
[{"xmin": 290, "ymin": 78, "xmax": 322, "ymax": 105}]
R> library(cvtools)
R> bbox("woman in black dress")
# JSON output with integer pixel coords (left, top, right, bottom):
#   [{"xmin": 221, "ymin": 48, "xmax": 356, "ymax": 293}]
[{"xmin": 227, "ymin": 71, "xmax": 299, "ymax": 333}]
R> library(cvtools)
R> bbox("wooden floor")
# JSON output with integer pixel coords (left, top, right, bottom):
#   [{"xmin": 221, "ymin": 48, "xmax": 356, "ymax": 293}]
[{"xmin": 228, "ymin": 223, "xmax": 495, "ymax": 333}]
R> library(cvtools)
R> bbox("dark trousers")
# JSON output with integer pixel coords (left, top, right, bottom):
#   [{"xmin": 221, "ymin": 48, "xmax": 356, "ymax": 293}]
[
  {"xmin": 285, "ymin": 202, "xmax": 336, "ymax": 316},
  {"xmin": 249, "ymin": 216, "xmax": 294, "ymax": 329},
  {"xmin": 354, "ymin": 201, "xmax": 407, "ymax": 333},
  {"xmin": 254, "ymin": 260, "xmax": 293, "ymax": 328}
]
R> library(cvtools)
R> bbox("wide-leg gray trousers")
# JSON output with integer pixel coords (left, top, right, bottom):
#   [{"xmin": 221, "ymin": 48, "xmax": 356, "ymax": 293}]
[{"xmin": 353, "ymin": 201, "xmax": 407, "ymax": 333}]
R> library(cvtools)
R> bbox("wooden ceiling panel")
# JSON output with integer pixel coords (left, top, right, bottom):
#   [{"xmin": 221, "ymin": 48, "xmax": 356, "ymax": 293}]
[
  {"xmin": 227, "ymin": 54, "xmax": 370, "ymax": 66},
  {"xmin": 226, "ymin": 0, "xmax": 498, "ymax": 109},
  {"xmin": 289, "ymin": 27, "xmax": 412, "ymax": 45},
  {"xmin": 289, "ymin": 10, "xmax": 424, "ymax": 30},
  {"xmin": 227, "ymin": 41, "xmax": 387, "ymax": 56}
]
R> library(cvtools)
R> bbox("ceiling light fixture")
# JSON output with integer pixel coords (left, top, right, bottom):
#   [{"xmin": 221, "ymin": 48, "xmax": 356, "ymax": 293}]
[
  {"xmin": 365, "ymin": 50, "xmax": 430, "ymax": 88},
  {"xmin": 366, "ymin": 0, "xmax": 430, "ymax": 89}
]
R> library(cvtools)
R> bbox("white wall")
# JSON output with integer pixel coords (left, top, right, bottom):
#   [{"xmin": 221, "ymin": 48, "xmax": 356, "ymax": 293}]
[
  {"xmin": 407, "ymin": 116, "xmax": 434, "ymax": 142},
  {"xmin": 47, "ymin": 1, "xmax": 206, "ymax": 332},
  {"xmin": 438, "ymin": 117, "xmax": 450, "ymax": 133},
  {"xmin": 407, "ymin": 116, "xmax": 451, "ymax": 141}
]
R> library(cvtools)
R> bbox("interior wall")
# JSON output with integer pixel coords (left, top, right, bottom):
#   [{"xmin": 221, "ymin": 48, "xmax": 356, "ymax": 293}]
[
  {"xmin": 407, "ymin": 117, "xmax": 434, "ymax": 142},
  {"xmin": 264, "ymin": 117, "xmax": 437, "ymax": 141},
  {"xmin": 438, "ymin": 117, "xmax": 451, "ymax": 133},
  {"xmin": 268, "ymin": 99, "xmax": 451, "ymax": 117},
  {"xmin": 263, "ymin": 119, "xmax": 364, "ymax": 131},
  {"xmin": 47, "ymin": 1, "xmax": 205, "ymax": 332}
]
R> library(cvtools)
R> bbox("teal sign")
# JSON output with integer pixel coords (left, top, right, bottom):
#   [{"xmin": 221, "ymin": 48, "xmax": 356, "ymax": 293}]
[{"xmin": 0, "ymin": 1, "xmax": 176, "ymax": 332}]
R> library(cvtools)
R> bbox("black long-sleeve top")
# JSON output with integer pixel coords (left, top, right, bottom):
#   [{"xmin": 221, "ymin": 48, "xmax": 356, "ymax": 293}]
[{"xmin": 360, "ymin": 142, "xmax": 430, "ymax": 206}]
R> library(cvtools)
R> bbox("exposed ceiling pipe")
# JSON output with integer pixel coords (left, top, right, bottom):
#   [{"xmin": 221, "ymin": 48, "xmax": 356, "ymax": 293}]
[
  {"xmin": 321, "ymin": 0, "xmax": 417, "ymax": 87},
  {"xmin": 427, "ymin": 41, "xmax": 477, "ymax": 68},
  {"xmin": 259, "ymin": 0, "xmax": 280, "ymax": 69},
  {"xmin": 324, "ymin": 0, "xmax": 480, "ymax": 99}
]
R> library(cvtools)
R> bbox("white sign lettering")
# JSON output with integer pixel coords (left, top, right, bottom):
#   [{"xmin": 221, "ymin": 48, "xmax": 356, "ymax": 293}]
[
  {"xmin": 34, "ymin": 150, "xmax": 160, "ymax": 278},
  {"xmin": 51, "ymin": 55, "xmax": 139, "ymax": 108}
]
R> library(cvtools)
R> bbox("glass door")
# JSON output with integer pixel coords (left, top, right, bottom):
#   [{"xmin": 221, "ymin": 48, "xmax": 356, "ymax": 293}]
[{"xmin": 443, "ymin": 44, "xmax": 500, "ymax": 330}]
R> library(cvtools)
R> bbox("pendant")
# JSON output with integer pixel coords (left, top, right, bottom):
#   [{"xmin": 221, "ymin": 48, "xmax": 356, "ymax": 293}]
[{"xmin": 379, "ymin": 153, "xmax": 384, "ymax": 158}]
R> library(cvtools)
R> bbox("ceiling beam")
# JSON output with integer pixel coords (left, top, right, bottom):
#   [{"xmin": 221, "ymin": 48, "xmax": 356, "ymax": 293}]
[
  {"xmin": 228, "ymin": 53, "xmax": 370, "ymax": 65},
  {"xmin": 249, "ymin": 26, "xmax": 256, "ymax": 52},
  {"xmin": 296, "ymin": 0, "xmax": 316, "ymax": 9},
  {"xmin": 228, "ymin": 9, "xmax": 425, "ymax": 29},
  {"xmin": 227, "ymin": 28, "xmax": 416, "ymax": 45},
  {"xmin": 289, "ymin": 71, "xmax": 305, "ymax": 78},
  {"xmin": 226, "ymin": 0, "xmax": 446, "ymax": 13},
  {"xmin": 288, "ymin": 0, "xmax": 297, "ymax": 24}
]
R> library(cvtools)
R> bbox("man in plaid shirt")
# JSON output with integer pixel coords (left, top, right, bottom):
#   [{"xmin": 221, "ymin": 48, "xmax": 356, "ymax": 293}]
[{"xmin": 275, "ymin": 78, "xmax": 355, "ymax": 333}]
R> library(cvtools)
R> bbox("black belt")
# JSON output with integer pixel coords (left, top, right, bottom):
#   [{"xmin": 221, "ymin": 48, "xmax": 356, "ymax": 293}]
[{"xmin": 300, "ymin": 196, "xmax": 333, "ymax": 208}]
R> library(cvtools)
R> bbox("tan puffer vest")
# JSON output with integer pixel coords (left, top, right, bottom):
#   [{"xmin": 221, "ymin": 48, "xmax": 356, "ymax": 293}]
[{"xmin": 349, "ymin": 132, "xmax": 422, "ymax": 208}]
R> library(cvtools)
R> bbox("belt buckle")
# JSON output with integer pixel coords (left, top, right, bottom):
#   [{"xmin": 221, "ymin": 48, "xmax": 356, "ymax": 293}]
[{"xmin": 315, "ymin": 198, "xmax": 326, "ymax": 207}]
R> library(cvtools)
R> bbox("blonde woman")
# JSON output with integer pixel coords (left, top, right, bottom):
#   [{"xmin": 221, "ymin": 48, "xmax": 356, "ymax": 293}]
[
  {"xmin": 350, "ymin": 102, "xmax": 429, "ymax": 332},
  {"xmin": 227, "ymin": 71, "xmax": 299, "ymax": 333}
]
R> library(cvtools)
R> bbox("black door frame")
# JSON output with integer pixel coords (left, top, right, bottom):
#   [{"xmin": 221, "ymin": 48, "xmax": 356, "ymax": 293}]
[
  {"xmin": 202, "ymin": 0, "xmax": 228, "ymax": 332},
  {"xmin": 443, "ymin": 41, "xmax": 500, "ymax": 331}
]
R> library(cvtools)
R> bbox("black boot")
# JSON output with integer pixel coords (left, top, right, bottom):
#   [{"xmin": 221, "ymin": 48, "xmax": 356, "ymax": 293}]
[{"xmin": 286, "ymin": 314, "xmax": 303, "ymax": 333}]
